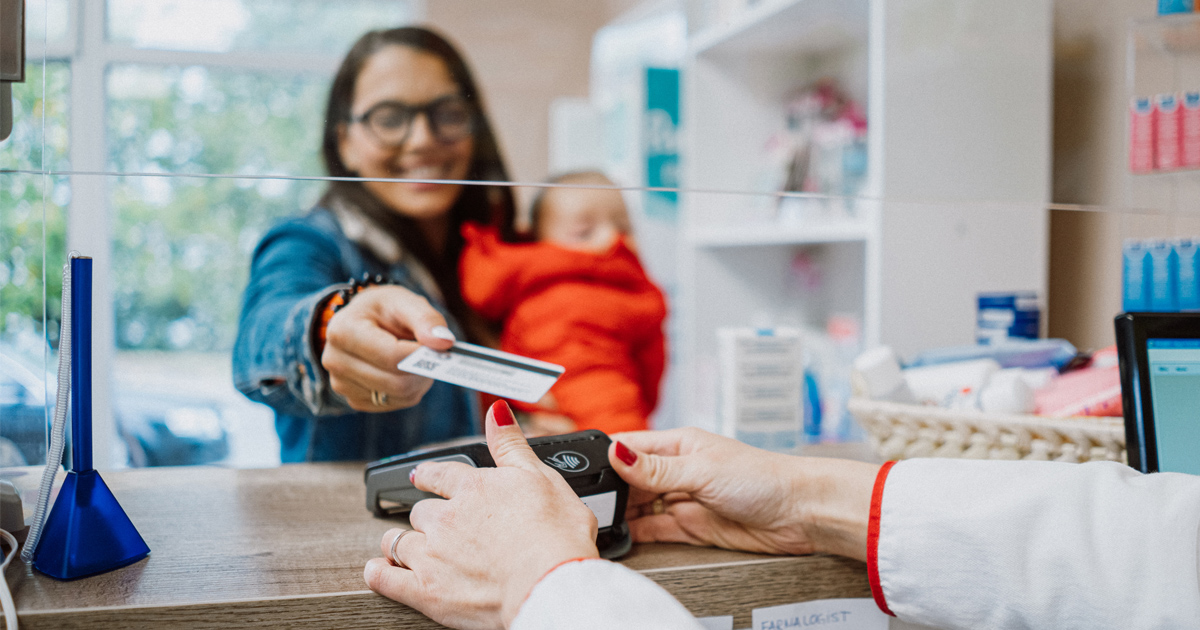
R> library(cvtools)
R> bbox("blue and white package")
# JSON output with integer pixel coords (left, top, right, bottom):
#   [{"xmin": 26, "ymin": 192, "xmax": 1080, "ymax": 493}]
[
  {"xmin": 976, "ymin": 292, "xmax": 1039, "ymax": 344},
  {"xmin": 906, "ymin": 338, "xmax": 1078, "ymax": 371},
  {"xmin": 1123, "ymin": 239, "xmax": 1151, "ymax": 312},
  {"xmin": 1177, "ymin": 239, "xmax": 1199, "ymax": 311},
  {"xmin": 1149, "ymin": 240, "xmax": 1178, "ymax": 312}
]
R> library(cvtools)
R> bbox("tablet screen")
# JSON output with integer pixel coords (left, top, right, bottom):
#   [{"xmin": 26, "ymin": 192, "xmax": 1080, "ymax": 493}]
[{"xmin": 1147, "ymin": 339, "xmax": 1200, "ymax": 475}]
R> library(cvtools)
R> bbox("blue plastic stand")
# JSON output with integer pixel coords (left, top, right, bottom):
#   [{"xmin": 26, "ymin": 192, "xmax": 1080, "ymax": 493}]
[{"xmin": 33, "ymin": 256, "xmax": 150, "ymax": 580}]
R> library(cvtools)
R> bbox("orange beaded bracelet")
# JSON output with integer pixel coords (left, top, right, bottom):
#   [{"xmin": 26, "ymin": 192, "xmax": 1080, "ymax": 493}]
[{"xmin": 314, "ymin": 273, "xmax": 390, "ymax": 355}]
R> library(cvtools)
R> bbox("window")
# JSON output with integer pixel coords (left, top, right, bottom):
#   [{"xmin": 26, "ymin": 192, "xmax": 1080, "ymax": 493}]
[
  {"xmin": 108, "ymin": 65, "xmax": 327, "ymax": 352},
  {"xmin": 4, "ymin": 0, "xmax": 418, "ymax": 468},
  {"xmin": 0, "ymin": 61, "xmax": 69, "ymax": 467}
]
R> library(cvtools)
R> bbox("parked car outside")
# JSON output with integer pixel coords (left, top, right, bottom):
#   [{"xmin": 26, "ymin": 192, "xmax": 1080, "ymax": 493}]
[{"xmin": 0, "ymin": 346, "xmax": 230, "ymax": 468}]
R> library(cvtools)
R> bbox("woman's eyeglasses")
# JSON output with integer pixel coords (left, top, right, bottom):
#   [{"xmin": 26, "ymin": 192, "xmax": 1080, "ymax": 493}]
[{"xmin": 350, "ymin": 95, "xmax": 475, "ymax": 147}]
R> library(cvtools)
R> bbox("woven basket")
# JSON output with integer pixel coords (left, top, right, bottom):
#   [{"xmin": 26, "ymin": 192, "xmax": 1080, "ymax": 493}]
[{"xmin": 846, "ymin": 398, "xmax": 1127, "ymax": 463}]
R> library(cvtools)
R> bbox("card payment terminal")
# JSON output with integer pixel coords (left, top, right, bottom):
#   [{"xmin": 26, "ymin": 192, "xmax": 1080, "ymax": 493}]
[{"xmin": 365, "ymin": 430, "xmax": 632, "ymax": 558}]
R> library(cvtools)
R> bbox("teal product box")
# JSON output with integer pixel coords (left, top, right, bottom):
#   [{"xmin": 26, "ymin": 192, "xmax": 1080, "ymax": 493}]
[
  {"xmin": 1123, "ymin": 240, "xmax": 1151, "ymax": 311},
  {"xmin": 1160, "ymin": 0, "xmax": 1194, "ymax": 14},
  {"xmin": 1149, "ymin": 240, "xmax": 1178, "ymax": 311},
  {"xmin": 1178, "ymin": 239, "xmax": 1200, "ymax": 310}
]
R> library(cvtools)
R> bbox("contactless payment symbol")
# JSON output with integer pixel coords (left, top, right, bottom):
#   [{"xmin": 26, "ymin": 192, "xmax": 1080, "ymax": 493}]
[{"xmin": 544, "ymin": 451, "xmax": 588, "ymax": 473}]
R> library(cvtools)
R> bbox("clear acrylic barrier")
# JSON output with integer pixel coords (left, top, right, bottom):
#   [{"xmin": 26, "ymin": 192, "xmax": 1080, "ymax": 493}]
[{"xmin": 0, "ymin": 1, "xmax": 1195, "ymax": 470}]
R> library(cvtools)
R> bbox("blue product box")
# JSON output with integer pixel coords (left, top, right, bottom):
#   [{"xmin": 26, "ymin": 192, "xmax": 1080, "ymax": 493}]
[
  {"xmin": 1122, "ymin": 240, "xmax": 1151, "ymax": 312},
  {"xmin": 1177, "ymin": 239, "xmax": 1200, "ymax": 311},
  {"xmin": 1149, "ymin": 240, "xmax": 1178, "ymax": 311},
  {"xmin": 1160, "ymin": 0, "xmax": 1194, "ymax": 14},
  {"xmin": 976, "ymin": 292, "xmax": 1039, "ymax": 343}
]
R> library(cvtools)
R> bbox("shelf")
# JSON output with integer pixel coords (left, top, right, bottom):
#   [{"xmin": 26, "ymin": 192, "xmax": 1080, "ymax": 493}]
[
  {"xmin": 688, "ymin": 220, "xmax": 871, "ymax": 247},
  {"xmin": 689, "ymin": 0, "xmax": 869, "ymax": 59}
]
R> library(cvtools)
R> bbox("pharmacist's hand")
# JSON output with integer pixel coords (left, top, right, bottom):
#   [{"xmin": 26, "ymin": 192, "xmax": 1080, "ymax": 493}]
[
  {"xmin": 364, "ymin": 401, "xmax": 600, "ymax": 629},
  {"xmin": 322, "ymin": 285, "xmax": 455, "ymax": 412},
  {"xmin": 609, "ymin": 428, "xmax": 879, "ymax": 561}
]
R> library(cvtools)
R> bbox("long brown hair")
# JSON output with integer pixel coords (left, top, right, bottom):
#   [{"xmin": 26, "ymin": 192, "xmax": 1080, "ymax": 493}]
[{"xmin": 319, "ymin": 26, "xmax": 516, "ymax": 340}]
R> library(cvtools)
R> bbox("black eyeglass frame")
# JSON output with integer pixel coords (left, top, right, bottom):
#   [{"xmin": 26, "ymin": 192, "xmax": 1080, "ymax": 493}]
[{"xmin": 348, "ymin": 94, "xmax": 477, "ymax": 147}]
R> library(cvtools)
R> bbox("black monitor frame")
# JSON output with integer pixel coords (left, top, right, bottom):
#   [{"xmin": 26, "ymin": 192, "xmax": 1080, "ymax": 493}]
[{"xmin": 1116, "ymin": 312, "xmax": 1200, "ymax": 473}]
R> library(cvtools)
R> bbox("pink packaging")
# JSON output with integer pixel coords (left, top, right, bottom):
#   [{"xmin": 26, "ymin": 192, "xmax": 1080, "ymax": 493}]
[
  {"xmin": 1034, "ymin": 346, "xmax": 1122, "ymax": 417},
  {"xmin": 1130, "ymin": 96, "xmax": 1155, "ymax": 173},
  {"xmin": 1155, "ymin": 92, "xmax": 1182, "ymax": 171},
  {"xmin": 1182, "ymin": 92, "xmax": 1200, "ymax": 169}
]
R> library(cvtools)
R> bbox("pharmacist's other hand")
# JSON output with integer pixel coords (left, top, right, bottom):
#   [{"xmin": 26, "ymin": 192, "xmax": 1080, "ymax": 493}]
[
  {"xmin": 322, "ymin": 285, "xmax": 455, "ymax": 412},
  {"xmin": 609, "ymin": 428, "xmax": 879, "ymax": 562},
  {"xmin": 363, "ymin": 401, "xmax": 600, "ymax": 629}
]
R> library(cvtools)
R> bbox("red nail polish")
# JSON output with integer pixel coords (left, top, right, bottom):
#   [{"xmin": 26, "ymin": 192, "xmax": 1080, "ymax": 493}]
[
  {"xmin": 492, "ymin": 400, "xmax": 515, "ymax": 427},
  {"xmin": 409, "ymin": 469, "xmax": 417, "ymax": 485},
  {"xmin": 615, "ymin": 441, "xmax": 637, "ymax": 466}
]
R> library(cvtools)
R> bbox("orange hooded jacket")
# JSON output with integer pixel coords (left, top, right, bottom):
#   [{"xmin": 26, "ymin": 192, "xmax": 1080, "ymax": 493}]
[{"xmin": 459, "ymin": 223, "xmax": 667, "ymax": 434}]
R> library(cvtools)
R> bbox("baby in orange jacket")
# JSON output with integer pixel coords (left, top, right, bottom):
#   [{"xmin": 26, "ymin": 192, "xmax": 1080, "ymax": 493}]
[{"xmin": 459, "ymin": 172, "xmax": 667, "ymax": 435}]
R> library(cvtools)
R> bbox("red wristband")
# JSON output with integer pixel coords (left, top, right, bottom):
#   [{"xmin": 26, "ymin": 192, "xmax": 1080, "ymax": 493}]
[{"xmin": 867, "ymin": 460, "xmax": 897, "ymax": 617}]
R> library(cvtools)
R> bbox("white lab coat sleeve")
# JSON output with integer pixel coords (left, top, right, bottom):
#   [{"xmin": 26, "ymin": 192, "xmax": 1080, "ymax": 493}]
[
  {"xmin": 511, "ymin": 559, "xmax": 705, "ymax": 630},
  {"xmin": 874, "ymin": 458, "xmax": 1200, "ymax": 629}
]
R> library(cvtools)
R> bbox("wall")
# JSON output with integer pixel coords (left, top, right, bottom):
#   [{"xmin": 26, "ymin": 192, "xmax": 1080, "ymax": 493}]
[{"xmin": 426, "ymin": 1, "xmax": 641, "ymax": 186}]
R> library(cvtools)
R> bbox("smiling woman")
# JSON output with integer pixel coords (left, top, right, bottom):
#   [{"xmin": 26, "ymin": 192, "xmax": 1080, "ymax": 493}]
[{"xmin": 232, "ymin": 26, "xmax": 518, "ymax": 463}]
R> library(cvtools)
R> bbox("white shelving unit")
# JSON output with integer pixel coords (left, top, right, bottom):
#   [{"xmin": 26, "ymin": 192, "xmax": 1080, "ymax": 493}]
[
  {"xmin": 689, "ymin": 219, "xmax": 872, "ymax": 248},
  {"xmin": 674, "ymin": 0, "xmax": 1053, "ymax": 432}
]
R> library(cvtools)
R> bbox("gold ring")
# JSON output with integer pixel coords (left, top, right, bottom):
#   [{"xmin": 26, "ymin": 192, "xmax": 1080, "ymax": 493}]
[
  {"xmin": 651, "ymin": 497, "xmax": 666, "ymax": 516},
  {"xmin": 371, "ymin": 390, "xmax": 388, "ymax": 407},
  {"xmin": 389, "ymin": 529, "xmax": 413, "ymax": 569}
]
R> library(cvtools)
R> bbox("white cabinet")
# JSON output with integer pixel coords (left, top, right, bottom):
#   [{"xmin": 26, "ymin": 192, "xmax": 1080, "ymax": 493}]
[{"xmin": 673, "ymin": 0, "xmax": 1052, "ymax": 431}]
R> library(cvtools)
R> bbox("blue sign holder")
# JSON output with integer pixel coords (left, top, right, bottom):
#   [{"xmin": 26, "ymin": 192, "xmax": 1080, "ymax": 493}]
[{"xmin": 33, "ymin": 256, "xmax": 149, "ymax": 580}]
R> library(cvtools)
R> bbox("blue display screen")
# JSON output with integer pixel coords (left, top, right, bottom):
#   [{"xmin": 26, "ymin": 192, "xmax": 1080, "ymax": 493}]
[{"xmin": 1147, "ymin": 339, "xmax": 1200, "ymax": 475}]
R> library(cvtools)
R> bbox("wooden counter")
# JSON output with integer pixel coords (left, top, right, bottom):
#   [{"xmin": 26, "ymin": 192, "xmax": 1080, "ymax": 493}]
[{"xmin": 6, "ymin": 463, "xmax": 871, "ymax": 629}]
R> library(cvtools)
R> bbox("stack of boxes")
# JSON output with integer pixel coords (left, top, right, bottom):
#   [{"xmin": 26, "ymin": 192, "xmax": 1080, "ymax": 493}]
[
  {"xmin": 976, "ymin": 292, "xmax": 1041, "ymax": 344},
  {"xmin": 1129, "ymin": 92, "xmax": 1200, "ymax": 174},
  {"xmin": 717, "ymin": 328, "xmax": 805, "ymax": 452},
  {"xmin": 1123, "ymin": 238, "xmax": 1200, "ymax": 311}
]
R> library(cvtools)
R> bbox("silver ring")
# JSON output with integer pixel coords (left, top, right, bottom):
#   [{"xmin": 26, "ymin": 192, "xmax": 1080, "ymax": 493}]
[
  {"xmin": 371, "ymin": 390, "xmax": 388, "ymax": 407},
  {"xmin": 389, "ymin": 529, "xmax": 413, "ymax": 569}
]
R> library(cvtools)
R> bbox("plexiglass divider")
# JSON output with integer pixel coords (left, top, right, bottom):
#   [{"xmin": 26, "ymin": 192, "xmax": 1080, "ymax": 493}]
[
  {"xmin": 7, "ymin": 173, "xmax": 1200, "ymax": 469},
  {"xmin": 2, "ymin": 1, "xmax": 1198, "ymax": 472}
]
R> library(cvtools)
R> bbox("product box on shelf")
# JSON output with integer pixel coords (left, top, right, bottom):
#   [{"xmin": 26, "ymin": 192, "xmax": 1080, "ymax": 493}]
[
  {"xmin": 1130, "ymin": 97, "xmax": 1155, "ymax": 174},
  {"xmin": 717, "ymin": 328, "xmax": 804, "ymax": 453},
  {"xmin": 1149, "ymin": 240, "xmax": 1179, "ymax": 311},
  {"xmin": 1183, "ymin": 92, "xmax": 1200, "ymax": 168},
  {"xmin": 1124, "ymin": 239, "xmax": 1150, "ymax": 312},
  {"xmin": 1179, "ymin": 239, "xmax": 1200, "ymax": 310},
  {"xmin": 1155, "ymin": 93, "xmax": 1182, "ymax": 171},
  {"xmin": 1123, "ymin": 238, "xmax": 1200, "ymax": 312}
]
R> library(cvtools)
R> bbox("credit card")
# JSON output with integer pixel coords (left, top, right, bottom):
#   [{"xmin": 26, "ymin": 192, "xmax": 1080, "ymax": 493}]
[{"xmin": 396, "ymin": 342, "xmax": 564, "ymax": 403}]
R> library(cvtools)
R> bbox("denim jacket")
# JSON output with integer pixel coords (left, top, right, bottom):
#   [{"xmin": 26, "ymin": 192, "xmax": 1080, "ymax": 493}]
[{"xmin": 232, "ymin": 202, "xmax": 478, "ymax": 462}]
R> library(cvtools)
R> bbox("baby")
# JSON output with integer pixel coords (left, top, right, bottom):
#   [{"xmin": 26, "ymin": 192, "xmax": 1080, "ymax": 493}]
[{"xmin": 459, "ymin": 171, "xmax": 667, "ymax": 434}]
